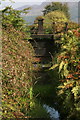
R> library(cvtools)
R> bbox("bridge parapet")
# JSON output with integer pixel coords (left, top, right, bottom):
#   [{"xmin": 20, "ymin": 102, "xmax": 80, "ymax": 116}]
[{"xmin": 29, "ymin": 19, "xmax": 68, "ymax": 69}]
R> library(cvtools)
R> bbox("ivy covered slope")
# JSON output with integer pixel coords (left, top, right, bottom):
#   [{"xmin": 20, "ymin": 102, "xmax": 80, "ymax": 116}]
[{"xmin": 2, "ymin": 7, "xmax": 35, "ymax": 118}]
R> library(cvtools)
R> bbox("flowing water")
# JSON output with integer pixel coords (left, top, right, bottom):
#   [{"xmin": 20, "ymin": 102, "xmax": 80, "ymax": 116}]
[{"xmin": 43, "ymin": 104, "xmax": 60, "ymax": 120}]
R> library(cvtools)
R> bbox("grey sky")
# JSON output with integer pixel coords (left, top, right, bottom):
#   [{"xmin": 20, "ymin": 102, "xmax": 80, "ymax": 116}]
[{"xmin": 0, "ymin": 0, "xmax": 79, "ymax": 9}]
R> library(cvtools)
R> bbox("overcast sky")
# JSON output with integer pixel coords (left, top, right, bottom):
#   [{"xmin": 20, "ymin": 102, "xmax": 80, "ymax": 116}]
[{"xmin": 0, "ymin": 0, "xmax": 79, "ymax": 9}]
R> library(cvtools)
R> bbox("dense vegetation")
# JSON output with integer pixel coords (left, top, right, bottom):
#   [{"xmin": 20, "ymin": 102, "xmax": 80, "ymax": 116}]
[
  {"xmin": 2, "ymin": 6, "xmax": 35, "ymax": 118},
  {"xmin": 31, "ymin": 10, "xmax": 68, "ymax": 34},
  {"xmin": 1, "ymin": 1, "xmax": 80, "ymax": 120},
  {"xmin": 31, "ymin": 2, "xmax": 80, "ymax": 120},
  {"xmin": 42, "ymin": 2, "xmax": 70, "ymax": 19},
  {"xmin": 50, "ymin": 28, "xmax": 80, "ymax": 120},
  {"xmin": 43, "ymin": 10, "xmax": 68, "ymax": 34}
]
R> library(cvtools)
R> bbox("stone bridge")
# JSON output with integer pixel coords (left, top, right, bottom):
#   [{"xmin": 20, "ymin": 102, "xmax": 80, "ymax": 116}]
[{"xmin": 29, "ymin": 19, "xmax": 68, "ymax": 67}]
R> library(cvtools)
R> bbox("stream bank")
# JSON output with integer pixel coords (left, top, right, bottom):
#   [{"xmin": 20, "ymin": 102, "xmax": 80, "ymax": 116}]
[{"xmin": 30, "ymin": 66, "xmax": 60, "ymax": 120}]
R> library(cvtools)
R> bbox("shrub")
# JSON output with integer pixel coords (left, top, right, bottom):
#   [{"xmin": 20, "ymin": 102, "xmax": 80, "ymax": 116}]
[
  {"xmin": 43, "ymin": 11, "xmax": 68, "ymax": 34},
  {"xmin": 2, "ymin": 26, "xmax": 35, "ymax": 118},
  {"xmin": 51, "ymin": 28, "xmax": 80, "ymax": 119}
]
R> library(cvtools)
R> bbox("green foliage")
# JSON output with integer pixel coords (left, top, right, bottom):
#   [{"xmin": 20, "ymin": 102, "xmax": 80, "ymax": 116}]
[
  {"xmin": 68, "ymin": 21, "xmax": 79, "ymax": 30},
  {"xmin": 2, "ymin": 6, "xmax": 30, "ymax": 31},
  {"xmin": 51, "ymin": 28, "xmax": 80, "ymax": 119},
  {"xmin": 43, "ymin": 11, "xmax": 68, "ymax": 34},
  {"xmin": 31, "ymin": 11, "xmax": 68, "ymax": 34},
  {"xmin": 1, "ymin": 5, "xmax": 35, "ymax": 118},
  {"xmin": 33, "ymin": 84, "xmax": 55, "ymax": 98},
  {"xmin": 44, "ymin": 10, "xmax": 68, "ymax": 23},
  {"xmin": 28, "ymin": 100, "xmax": 49, "ymax": 118},
  {"xmin": 49, "ymin": 64, "xmax": 58, "ymax": 70},
  {"xmin": 2, "ymin": 26, "xmax": 35, "ymax": 118},
  {"xmin": 31, "ymin": 6, "xmax": 69, "ymax": 34},
  {"xmin": 43, "ymin": 2, "xmax": 70, "ymax": 19}
]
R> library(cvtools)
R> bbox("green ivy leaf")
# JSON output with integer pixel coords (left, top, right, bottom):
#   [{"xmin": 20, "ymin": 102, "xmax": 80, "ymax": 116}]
[
  {"xmin": 64, "ymin": 63, "xmax": 69, "ymax": 77},
  {"xmin": 59, "ymin": 61, "xmax": 64, "ymax": 72},
  {"xmin": 49, "ymin": 64, "xmax": 58, "ymax": 70}
]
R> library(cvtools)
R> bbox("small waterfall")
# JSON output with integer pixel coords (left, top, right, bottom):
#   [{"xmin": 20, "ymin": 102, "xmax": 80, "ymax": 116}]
[{"xmin": 43, "ymin": 104, "xmax": 60, "ymax": 120}]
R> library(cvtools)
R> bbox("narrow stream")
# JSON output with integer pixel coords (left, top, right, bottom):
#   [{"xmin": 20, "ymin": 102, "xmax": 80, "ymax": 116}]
[
  {"xmin": 33, "ymin": 64, "xmax": 60, "ymax": 120},
  {"xmin": 43, "ymin": 104, "xmax": 60, "ymax": 120}
]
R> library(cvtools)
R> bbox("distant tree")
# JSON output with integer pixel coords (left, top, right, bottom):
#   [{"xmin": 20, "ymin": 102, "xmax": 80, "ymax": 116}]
[
  {"xmin": 43, "ymin": 2, "xmax": 70, "ymax": 19},
  {"xmin": 44, "ymin": 10, "xmax": 68, "ymax": 22},
  {"xmin": 32, "ymin": 11, "xmax": 68, "ymax": 34},
  {"xmin": 44, "ymin": 11, "xmax": 68, "ymax": 33}
]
